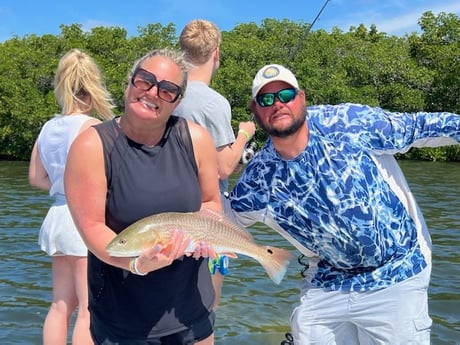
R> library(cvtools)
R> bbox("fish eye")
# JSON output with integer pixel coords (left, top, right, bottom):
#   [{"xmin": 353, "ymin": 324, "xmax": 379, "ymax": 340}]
[{"xmin": 119, "ymin": 239, "xmax": 126, "ymax": 245}]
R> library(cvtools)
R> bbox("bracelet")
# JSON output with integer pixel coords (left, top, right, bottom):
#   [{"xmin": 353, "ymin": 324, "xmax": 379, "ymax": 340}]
[
  {"xmin": 238, "ymin": 129, "xmax": 251, "ymax": 141},
  {"xmin": 129, "ymin": 257, "xmax": 148, "ymax": 276}
]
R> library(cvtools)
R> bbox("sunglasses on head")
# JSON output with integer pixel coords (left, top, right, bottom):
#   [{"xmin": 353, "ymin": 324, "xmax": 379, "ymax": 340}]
[
  {"xmin": 131, "ymin": 68, "xmax": 183, "ymax": 103},
  {"xmin": 255, "ymin": 88, "xmax": 297, "ymax": 107}
]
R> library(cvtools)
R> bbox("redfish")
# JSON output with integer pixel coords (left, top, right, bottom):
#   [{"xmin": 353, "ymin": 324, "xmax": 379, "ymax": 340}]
[{"xmin": 106, "ymin": 209, "xmax": 293, "ymax": 284}]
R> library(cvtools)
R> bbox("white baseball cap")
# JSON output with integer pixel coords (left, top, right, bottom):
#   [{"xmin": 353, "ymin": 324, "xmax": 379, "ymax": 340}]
[{"xmin": 252, "ymin": 64, "xmax": 299, "ymax": 99}]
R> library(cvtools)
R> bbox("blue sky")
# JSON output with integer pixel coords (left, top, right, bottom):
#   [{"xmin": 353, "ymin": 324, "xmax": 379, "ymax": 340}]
[{"xmin": 1, "ymin": 0, "xmax": 460, "ymax": 42}]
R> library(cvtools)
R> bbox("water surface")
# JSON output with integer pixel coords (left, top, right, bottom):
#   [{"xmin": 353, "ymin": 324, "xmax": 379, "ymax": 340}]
[{"xmin": 0, "ymin": 160, "xmax": 458, "ymax": 344}]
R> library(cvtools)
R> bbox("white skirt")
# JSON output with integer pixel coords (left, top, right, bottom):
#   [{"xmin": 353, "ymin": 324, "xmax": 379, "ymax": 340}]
[{"xmin": 38, "ymin": 195, "xmax": 87, "ymax": 256}]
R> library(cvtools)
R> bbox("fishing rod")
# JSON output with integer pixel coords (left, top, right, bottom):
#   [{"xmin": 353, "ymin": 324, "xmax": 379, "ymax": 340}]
[
  {"xmin": 287, "ymin": 0, "xmax": 331, "ymax": 67},
  {"xmin": 280, "ymin": 7, "xmax": 333, "ymax": 343},
  {"xmin": 241, "ymin": 0, "xmax": 331, "ymax": 164}
]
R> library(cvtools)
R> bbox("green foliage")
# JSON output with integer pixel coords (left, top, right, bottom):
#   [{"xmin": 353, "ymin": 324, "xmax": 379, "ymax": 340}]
[
  {"xmin": 0, "ymin": 13, "xmax": 459, "ymax": 160},
  {"xmin": 409, "ymin": 12, "xmax": 460, "ymax": 113},
  {"xmin": 0, "ymin": 34, "xmax": 60, "ymax": 160},
  {"xmin": 401, "ymin": 145, "xmax": 460, "ymax": 162}
]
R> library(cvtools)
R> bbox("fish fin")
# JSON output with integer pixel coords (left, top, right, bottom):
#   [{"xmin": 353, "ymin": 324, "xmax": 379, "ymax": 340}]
[
  {"xmin": 198, "ymin": 208, "xmax": 224, "ymax": 219},
  {"xmin": 198, "ymin": 208, "xmax": 254, "ymax": 241},
  {"xmin": 259, "ymin": 246, "xmax": 294, "ymax": 285},
  {"xmin": 159, "ymin": 242, "xmax": 173, "ymax": 253},
  {"xmin": 220, "ymin": 252, "xmax": 238, "ymax": 259}
]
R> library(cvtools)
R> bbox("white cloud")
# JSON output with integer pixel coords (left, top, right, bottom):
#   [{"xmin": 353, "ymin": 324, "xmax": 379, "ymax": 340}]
[
  {"xmin": 378, "ymin": 2, "xmax": 460, "ymax": 34},
  {"xmin": 80, "ymin": 19, "xmax": 118, "ymax": 32}
]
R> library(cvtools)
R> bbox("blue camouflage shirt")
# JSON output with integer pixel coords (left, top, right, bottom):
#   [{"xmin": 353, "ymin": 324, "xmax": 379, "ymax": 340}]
[{"xmin": 228, "ymin": 103, "xmax": 460, "ymax": 291}]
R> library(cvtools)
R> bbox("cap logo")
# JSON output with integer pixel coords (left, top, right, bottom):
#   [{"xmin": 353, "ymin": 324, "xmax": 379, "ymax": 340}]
[{"xmin": 262, "ymin": 66, "xmax": 280, "ymax": 79}]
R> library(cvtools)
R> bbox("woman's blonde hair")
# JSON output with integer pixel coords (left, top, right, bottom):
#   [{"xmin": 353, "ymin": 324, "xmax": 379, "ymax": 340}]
[
  {"xmin": 179, "ymin": 19, "xmax": 221, "ymax": 65},
  {"xmin": 54, "ymin": 49, "xmax": 114, "ymax": 120}
]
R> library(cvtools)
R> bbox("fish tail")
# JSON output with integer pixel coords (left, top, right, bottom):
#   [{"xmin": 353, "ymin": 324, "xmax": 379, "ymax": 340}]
[{"xmin": 259, "ymin": 246, "xmax": 293, "ymax": 284}]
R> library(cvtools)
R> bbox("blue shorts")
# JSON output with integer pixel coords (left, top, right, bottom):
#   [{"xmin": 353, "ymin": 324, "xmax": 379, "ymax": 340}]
[{"xmin": 290, "ymin": 265, "xmax": 432, "ymax": 345}]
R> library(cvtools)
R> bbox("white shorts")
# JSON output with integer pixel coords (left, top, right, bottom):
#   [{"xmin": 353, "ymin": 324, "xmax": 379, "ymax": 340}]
[
  {"xmin": 290, "ymin": 265, "xmax": 432, "ymax": 345},
  {"xmin": 38, "ymin": 195, "xmax": 87, "ymax": 256}
]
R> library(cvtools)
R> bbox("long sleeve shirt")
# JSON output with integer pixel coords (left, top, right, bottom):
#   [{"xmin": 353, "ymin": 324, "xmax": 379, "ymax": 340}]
[{"xmin": 226, "ymin": 103, "xmax": 460, "ymax": 291}]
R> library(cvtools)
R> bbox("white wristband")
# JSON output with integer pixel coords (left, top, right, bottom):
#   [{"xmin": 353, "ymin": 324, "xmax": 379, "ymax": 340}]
[{"xmin": 129, "ymin": 257, "xmax": 148, "ymax": 276}]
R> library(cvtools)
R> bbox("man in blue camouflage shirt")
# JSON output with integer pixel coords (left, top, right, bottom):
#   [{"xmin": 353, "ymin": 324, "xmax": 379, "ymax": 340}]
[{"xmin": 224, "ymin": 64, "xmax": 460, "ymax": 345}]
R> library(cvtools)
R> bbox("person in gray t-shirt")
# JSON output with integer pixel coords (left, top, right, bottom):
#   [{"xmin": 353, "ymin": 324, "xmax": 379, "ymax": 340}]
[{"xmin": 174, "ymin": 19, "xmax": 255, "ymax": 195}]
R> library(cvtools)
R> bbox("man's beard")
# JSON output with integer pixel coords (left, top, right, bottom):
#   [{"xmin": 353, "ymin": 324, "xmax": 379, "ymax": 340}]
[{"xmin": 255, "ymin": 111, "xmax": 306, "ymax": 138}]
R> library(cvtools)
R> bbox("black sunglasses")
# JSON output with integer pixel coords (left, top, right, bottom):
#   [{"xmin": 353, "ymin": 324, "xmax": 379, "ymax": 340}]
[
  {"xmin": 256, "ymin": 88, "xmax": 297, "ymax": 107},
  {"xmin": 131, "ymin": 68, "xmax": 183, "ymax": 103}
]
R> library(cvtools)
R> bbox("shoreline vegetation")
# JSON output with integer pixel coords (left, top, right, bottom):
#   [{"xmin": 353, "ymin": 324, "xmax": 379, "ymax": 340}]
[{"xmin": 1, "ymin": 12, "xmax": 459, "ymax": 161}]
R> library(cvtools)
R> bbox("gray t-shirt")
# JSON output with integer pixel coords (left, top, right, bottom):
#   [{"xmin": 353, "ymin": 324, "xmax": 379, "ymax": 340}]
[{"xmin": 174, "ymin": 81, "xmax": 235, "ymax": 193}]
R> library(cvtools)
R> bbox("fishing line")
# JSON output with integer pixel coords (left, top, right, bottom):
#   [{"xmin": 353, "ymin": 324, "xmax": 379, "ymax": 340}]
[
  {"xmin": 287, "ymin": 0, "xmax": 331, "ymax": 67},
  {"xmin": 242, "ymin": 0, "xmax": 331, "ymax": 164}
]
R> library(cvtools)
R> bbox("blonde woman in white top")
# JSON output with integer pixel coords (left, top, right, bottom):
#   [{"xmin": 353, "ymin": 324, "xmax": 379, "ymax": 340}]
[{"xmin": 29, "ymin": 49, "xmax": 114, "ymax": 345}]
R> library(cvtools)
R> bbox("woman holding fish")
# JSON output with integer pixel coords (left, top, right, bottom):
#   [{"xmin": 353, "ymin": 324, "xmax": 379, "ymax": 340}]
[{"xmin": 64, "ymin": 48, "xmax": 221, "ymax": 344}]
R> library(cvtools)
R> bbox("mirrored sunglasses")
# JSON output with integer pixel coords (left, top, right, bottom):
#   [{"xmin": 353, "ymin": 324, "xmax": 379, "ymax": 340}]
[{"xmin": 256, "ymin": 88, "xmax": 297, "ymax": 107}]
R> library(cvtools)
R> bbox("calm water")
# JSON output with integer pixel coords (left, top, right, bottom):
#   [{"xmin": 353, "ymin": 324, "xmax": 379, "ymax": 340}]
[{"xmin": 0, "ymin": 160, "xmax": 459, "ymax": 344}]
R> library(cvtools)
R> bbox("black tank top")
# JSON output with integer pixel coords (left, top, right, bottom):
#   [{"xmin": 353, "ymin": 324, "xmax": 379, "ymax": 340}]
[{"xmin": 89, "ymin": 116, "xmax": 214, "ymax": 341}]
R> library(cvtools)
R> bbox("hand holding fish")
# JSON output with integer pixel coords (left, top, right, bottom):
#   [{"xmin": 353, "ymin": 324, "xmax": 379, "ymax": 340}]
[
  {"xmin": 107, "ymin": 210, "xmax": 293, "ymax": 284},
  {"xmin": 186, "ymin": 241, "xmax": 217, "ymax": 260},
  {"xmin": 134, "ymin": 230, "xmax": 191, "ymax": 274}
]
